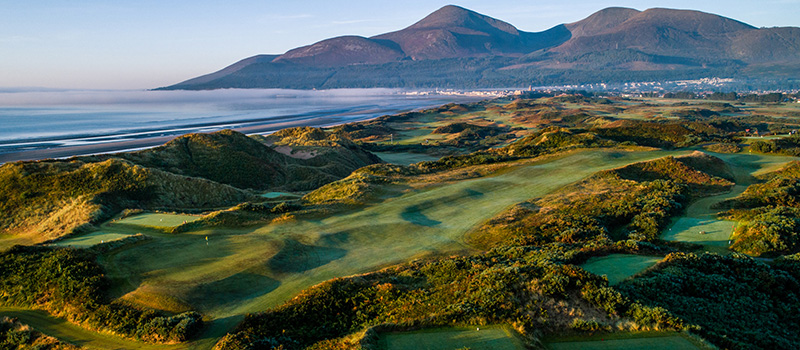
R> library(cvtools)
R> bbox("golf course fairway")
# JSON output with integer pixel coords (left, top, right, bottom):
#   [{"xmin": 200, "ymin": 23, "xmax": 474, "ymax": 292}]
[
  {"xmin": 379, "ymin": 325, "xmax": 524, "ymax": 350},
  {"xmin": 580, "ymin": 254, "xmax": 662, "ymax": 285},
  {"xmin": 546, "ymin": 334, "xmax": 701, "ymax": 350},
  {"xmin": 662, "ymin": 151, "xmax": 797, "ymax": 252},
  {"xmin": 53, "ymin": 149, "xmax": 678, "ymax": 348}
]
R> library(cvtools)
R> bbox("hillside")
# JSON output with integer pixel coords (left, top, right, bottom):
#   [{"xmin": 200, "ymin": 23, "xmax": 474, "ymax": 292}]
[
  {"xmin": 161, "ymin": 5, "xmax": 800, "ymax": 90},
  {"xmin": 0, "ymin": 128, "xmax": 380, "ymax": 243},
  {"xmin": 0, "ymin": 158, "xmax": 254, "ymax": 241},
  {"xmin": 84, "ymin": 128, "xmax": 381, "ymax": 191}
]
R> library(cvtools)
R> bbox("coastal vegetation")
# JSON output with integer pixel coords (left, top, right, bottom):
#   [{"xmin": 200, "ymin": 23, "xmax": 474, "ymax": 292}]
[
  {"xmin": 718, "ymin": 161, "xmax": 800, "ymax": 256},
  {"xmin": 2, "ymin": 94, "xmax": 800, "ymax": 349},
  {"xmin": 0, "ymin": 245, "xmax": 202, "ymax": 343}
]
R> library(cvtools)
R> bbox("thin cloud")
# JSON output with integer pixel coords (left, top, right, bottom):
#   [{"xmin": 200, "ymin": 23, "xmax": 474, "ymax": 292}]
[{"xmin": 0, "ymin": 35, "xmax": 40, "ymax": 43}]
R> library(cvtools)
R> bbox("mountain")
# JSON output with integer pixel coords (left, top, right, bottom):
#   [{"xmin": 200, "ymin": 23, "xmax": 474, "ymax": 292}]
[
  {"xmin": 371, "ymin": 5, "xmax": 569, "ymax": 60},
  {"xmin": 160, "ymin": 5, "xmax": 800, "ymax": 90}
]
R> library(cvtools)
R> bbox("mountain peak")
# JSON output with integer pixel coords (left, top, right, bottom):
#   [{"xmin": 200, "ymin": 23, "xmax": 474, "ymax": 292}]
[
  {"xmin": 566, "ymin": 7, "xmax": 641, "ymax": 38},
  {"xmin": 407, "ymin": 5, "xmax": 518, "ymax": 35}
]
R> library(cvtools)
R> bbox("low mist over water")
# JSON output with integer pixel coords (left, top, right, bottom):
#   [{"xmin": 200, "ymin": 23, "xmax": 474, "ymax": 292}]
[{"xmin": 0, "ymin": 88, "xmax": 480, "ymax": 155}]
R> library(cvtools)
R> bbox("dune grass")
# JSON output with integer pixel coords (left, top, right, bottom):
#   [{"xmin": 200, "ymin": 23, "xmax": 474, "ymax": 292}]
[
  {"xmin": 580, "ymin": 254, "xmax": 662, "ymax": 285},
  {"xmin": 0, "ymin": 307, "xmax": 181, "ymax": 350},
  {"xmin": 116, "ymin": 213, "xmax": 200, "ymax": 228},
  {"xmin": 379, "ymin": 325, "xmax": 524, "ymax": 350}
]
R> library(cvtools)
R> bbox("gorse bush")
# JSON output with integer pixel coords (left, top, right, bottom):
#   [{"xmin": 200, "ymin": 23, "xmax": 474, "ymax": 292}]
[
  {"xmin": 0, "ymin": 246, "xmax": 202, "ymax": 343},
  {"xmin": 1, "ymin": 316, "xmax": 80, "ymax": 350},
  {"xmin": 617, "ymin": 252, "xmax": 800, "ymax": 349},
  {"xmin": 215, "ymin": 245, "xmax": 682, "ymax": 350},
  {"xmin": 720, "ymin": 161, "xmax": 800, "ymax": 256}
]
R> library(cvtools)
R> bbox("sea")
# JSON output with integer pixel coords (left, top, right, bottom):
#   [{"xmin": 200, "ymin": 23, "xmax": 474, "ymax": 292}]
[{"xmin": 0, "ymin": 88, "xmax": 485, "ymax": 161}]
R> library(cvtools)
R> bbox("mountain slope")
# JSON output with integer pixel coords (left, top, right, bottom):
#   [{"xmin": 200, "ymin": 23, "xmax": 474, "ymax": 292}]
[
  {"xmin": 273, "ymin": 36, "xmax": 405, "ymax": 66},
  {"xmin": 552, "ymin": 8, "xmax": 756, "ymax": 59},
  {"xmin": 161, "ymin": 6, "xmax": 800, "ymax": 90}
]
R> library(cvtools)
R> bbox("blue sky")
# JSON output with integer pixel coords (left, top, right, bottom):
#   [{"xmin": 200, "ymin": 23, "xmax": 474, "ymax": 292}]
[{"xmin": 2, "ymin": 0, "xmax": 799, "ymax": 90}]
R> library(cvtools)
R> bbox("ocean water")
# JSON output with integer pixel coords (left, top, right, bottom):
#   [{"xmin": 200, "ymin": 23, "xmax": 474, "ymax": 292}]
[{"xmin": 0, "ymin": 88, "xmax": 481, "ymax": 155}]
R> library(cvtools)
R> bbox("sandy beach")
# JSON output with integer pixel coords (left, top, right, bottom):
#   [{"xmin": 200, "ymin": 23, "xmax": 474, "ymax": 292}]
[{"xmin": 0, "ymin": 115, "xmax": 347, "ymax": 163}]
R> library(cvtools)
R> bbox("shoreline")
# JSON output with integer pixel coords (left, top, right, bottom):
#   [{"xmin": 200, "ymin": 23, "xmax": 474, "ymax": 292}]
[
  {"xmin": 0, "ymin": 89, "xmax": 494, "ymax": 164},
  {"xmin": 0, "ymin": 114, "xmax": 363, "ymax": 164}
]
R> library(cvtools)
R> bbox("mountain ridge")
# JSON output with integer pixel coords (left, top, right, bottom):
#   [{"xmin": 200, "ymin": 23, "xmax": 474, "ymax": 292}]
[{"xmin": 160, "ymin": 5, "xmax": 800, "ymax": 90}]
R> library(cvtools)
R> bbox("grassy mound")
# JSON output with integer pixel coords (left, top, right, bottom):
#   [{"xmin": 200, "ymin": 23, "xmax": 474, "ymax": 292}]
[
  {"xmin": 84, "ymin": 129, "xmax": 381, "ymax": 192},
  {"xmin": 674, "ymin": 151, "xmax": 735, "ymax": 181},
  {"xmin": 704, "ymin": 142, "xmax": 742, "ymax": 153},
  {"xmin": 91, "ymin": 129, "xmax": 295, "ymax": 190},
  {"xmin": 0, "ymin": 158, "xmax": 254, "ymax": 242},
  {"xmin": 592, "ymin": 120, "xmax": 734, "ymax": 149},
  {"xmin": 605, "ymin": 154, "xmax": 733, "ymax": 194}
]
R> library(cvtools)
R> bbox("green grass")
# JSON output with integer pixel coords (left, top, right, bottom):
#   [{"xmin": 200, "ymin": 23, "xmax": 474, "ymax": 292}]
[
  {"xmin": 580, "ymin": 254, "xmax": 662, "ymax": 285},
  {"xmin": 259, "ymin": 192, "xmax": 300, "ymax": 199},
  {"xmin": 51, "ymin": 231, "xmax": 136, "ymax": 248},
  {"xmin": 379, "ymin": 325, "xmax": 524, "ymax": 350},
  {"xmin": 373, "ymin": 151, "xmax": 441, "ymax": 165},
  {"xmin": 92, "ymin": 149, "xmax": 678, "ymax": 321},
  {"xmin": 546, "ymin": 333, "xmax": 701, "ymax": 350},
  {"xmin": 663, "ymin": 218, "xmax": 734, "ymax": 247},
  {"xmin": 116, "ymin": 213, "xmax": 201, "ymax": 228},
  {"xmin": 0, "ymin": 234, "xmax": 37, "ymax": 251},
  {"xmin": 0, "ymin": 307, "xmax": 181, "ymax": 350}
]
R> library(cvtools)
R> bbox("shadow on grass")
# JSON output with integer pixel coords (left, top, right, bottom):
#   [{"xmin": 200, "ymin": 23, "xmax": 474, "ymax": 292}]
[
  {"xmin": 190, "ymin": 314, "xmax": 244, "ymax": 350},
  {"xmin": 401, "ymin": 205, "xmax": 442, "ymax": 227},
  {"xmin": 186, "ymin": 272, "xmax": 281, "ymax": 309},
  {"xmin": 267, "ymin": 239, "xmax": 347, "ymax": 274}
]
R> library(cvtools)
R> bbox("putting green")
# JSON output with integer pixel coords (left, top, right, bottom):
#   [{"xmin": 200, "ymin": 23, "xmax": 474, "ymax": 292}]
[
  {"xmin": 663, "ymin": 219, "xmax": 734, "ymax": 247},
  {"xmin": 116, "ymin": 213, "xmax": 200, "ymax": 228},
  {"xmin": 374, "ymin": 151, "xmax": 441, "ymax": 165},
  {"xmin": 547, "ymin": 335, "xmax": 700, "ymax": 350},
  {"xmin": 380, "ymin": 325, "xmax": 524, "ymax": 350},
  {"xmin": 260, "ymin": 192, "xmax": 300, "ymax": 199},
  {"xmin": 51, "ymin": 231, "xmax": 135, "ymax": 248},
  {"xmin": 580, "ymin": 254, "xmax": 662, "ymax": 285},
  {"xmin": 0, "ymin": 307, "xmax": 180, "ymax": 350}
]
